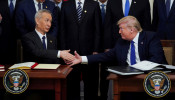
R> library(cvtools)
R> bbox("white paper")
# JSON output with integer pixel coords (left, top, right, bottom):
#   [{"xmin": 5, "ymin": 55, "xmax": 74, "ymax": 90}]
[
  {"xmin": 163, "ymin": 64, "xmax": 175, "ymax": 69},
  {"xmin": 34, "ymin": 64, "xmax": 60, "ymax": 69},
  {"xmin": 9, "ymin": 62, "xmax": 36, "ymax": 69},
  {"xmin": 131, "ymin": 61, "xmax": 161, "ymax": 71}
]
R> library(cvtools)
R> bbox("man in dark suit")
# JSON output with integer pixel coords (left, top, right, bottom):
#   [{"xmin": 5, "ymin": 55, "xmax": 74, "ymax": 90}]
[
  {"xmin": 0, "ymin": 0, "xmax": 22, "ymax": 64},
  {"xmin": 152, "ymin": 0, "xmax": 175, "ymax": 39},
  {"xmin": 15, "ymin": 0, "xmax": 58, "ymax": 37},
  {"xmin": 98, "ymin": 0, "xmax": 110, "ymax": 100},
  {"xmin": 60, "ymin": 0, "xmax": 101, "ymax": 100},
  {"xmin": 67, "ymin": 16, "xmax": 167, "ymax": 100},
  {"xmin": 22, "ymin": 9, "xmax": 75, "ymax": 64},
  {"xmin": 104, "ymin": 0, "xmax": 151, "ymax": 51}
]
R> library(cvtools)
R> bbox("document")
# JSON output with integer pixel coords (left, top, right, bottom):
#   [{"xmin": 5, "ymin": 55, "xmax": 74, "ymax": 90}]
[
  {"xmin": 9, "ymin": 62, "xmax": 36, "ymax": 69},
  {"xmin": 33, "ymin": 64, "xmax": 60, "ymax": 69},
  {"xmin": 107, "ymin": 60, "xmax": 175, "ymax": 75}
]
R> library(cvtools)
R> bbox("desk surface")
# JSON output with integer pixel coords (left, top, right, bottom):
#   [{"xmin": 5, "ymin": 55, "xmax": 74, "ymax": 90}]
[{"xmin": 0, "ymin": 65, "xmax": 72, "ymax": 79}]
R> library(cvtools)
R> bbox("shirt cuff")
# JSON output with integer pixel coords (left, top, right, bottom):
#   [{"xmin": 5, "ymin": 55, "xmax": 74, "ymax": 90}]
[
  {"xmin": 57, "ymin": 51, "xmax": 60, "ymax": 58},
  {"xmin": 81, "ymin": 56, "xmax": 88, "ymax": 64}
]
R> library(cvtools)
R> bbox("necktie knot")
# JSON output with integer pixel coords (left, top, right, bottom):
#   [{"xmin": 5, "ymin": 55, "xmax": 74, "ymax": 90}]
[
  {"xmin": 78, "ymin": 1, "xmax": 82, "ymax": 5},
  {"xmin": 42, "ymin": 36, "xmax": 45, "ymax": 40},
  {"xmin": 101, "ymin": 4, "xmax": 105, "ymax": 8}
]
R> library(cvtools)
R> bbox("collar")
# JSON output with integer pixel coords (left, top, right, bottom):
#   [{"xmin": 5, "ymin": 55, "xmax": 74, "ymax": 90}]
[
  {"xmin": 99, "ymin": 1, "xmax": 108, "ymax": 6},
  {"xmin": 132, "ymin": 32, "xmax": 140, "ymax": 44},
  {"xmin": 35, "ymin": 29, "xmax": 47, "ymax": 40}
]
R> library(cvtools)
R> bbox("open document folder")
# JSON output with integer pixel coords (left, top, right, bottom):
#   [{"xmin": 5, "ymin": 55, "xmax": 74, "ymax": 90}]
[
  {"xmin": 107, "ymin": 61, "xmax": 175, "ymax": 75},
  {"xmin": 9, "ymin": 62, "xmax": 60, "ymax": 69}
]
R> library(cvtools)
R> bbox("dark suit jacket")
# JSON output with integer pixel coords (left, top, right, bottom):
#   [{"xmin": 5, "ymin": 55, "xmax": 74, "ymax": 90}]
[
  {"xmin": 15, "ymin": 0, "xmax": 57, "ymax": 37},
  {"xmin": 22, "ymin": 31, "xmax": 60, "ymax": 64},
  {"xmin": 60, "ymin": 0, "xmax": 101, "ymax": 55},
  {"xmin": 0, "ymin": 0, "xmax": 22, "ymax": 64},
  {"xmin": 152, "ymin": 0, "xmax": 175, "ymax": 39},
  {"xmin": 104, "ymin": 0, "xmax": 151, "ymax": 49},
  {"xmin": 87, "ymin": 31, "xmax": 167, "ymax": 65}
]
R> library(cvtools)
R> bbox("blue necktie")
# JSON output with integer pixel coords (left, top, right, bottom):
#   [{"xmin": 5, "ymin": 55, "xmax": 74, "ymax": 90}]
[
  {"xmin": 101, "ymin": 4, "xmax": 105, "ymax": 24},
  {"xmin": 125, "ymin": 0, "xmax": 130, "ymax": 16},
  {"xmin": 42, "ymin": 36, "xmax": 46, "ymax": 49},
  {"xmin": 130, "ymin": 41, "xmax": 136, "ymax": 65},
  {"xmin": 9, "ymin": 0, "xmax": 14, "ymax": 17},
  {"xmin": 77, "ymin": 1, "xmax": 82, "ymax": 22},
  {"xmin": 166, "ymin": 0, "xmax": 170, "ymax": 16},
  {"xmin": 38, "ymin": 3, "xmax": 41, "ymax": 10}
]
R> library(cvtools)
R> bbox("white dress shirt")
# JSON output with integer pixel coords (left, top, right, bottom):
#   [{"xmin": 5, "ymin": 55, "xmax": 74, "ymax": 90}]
[
  {"xmin": 55, "ymin": 1, "xmax": 62, "ymax": 10},
  {"xmin": 8, "ymin": 0, "xmax": 16, "ymax": 8},
  {"xmin": 122, "ymin": 0, "xmax": 132, "ymax": 15},
  {"xmin": 75, "ymin": 0, "xmax": 85, "ymax": 9},
  {"xmin": 98, "ymin": 1, "xmax": 108, "ymax": 13},
  {"xmin": 35, "ymin": 29, "xmax": 61, "ymax": 58},
  {"xmin": 34, "ymin": 0, "xmax": 43, "ymax": 12}
]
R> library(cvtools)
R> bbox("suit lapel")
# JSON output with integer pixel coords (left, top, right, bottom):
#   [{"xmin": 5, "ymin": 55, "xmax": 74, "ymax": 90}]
[
  {"xmin": 138, "ymin": 31, "xmax": 145, "ymax": 61},
  {"xmin": 168, "ymin": 0, "xmax": 175, "ymax": 18},
  {"xmin": 79, "ymin": 0, "xmax": 89, "ymax": 23},
  {"xmin": 129, "ymin": 0, "xmax": 137, "ymax": 15},
  {"xmin": 33, "ymin": 31, "xmax": 43, "ymax": 49},
  {"xmin": 47, "ymin": 36, "xmax": 54, "ymax": 49},
  {"xmin": 43, "ymin": 1, "xmax": 49, "ymax": 9}
]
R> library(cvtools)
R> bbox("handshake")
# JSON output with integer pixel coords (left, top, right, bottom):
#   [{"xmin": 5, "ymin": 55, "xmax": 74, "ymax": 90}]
[{"xmin": 60, "ymin": 50, "xmax": 84, "ymax": 66}]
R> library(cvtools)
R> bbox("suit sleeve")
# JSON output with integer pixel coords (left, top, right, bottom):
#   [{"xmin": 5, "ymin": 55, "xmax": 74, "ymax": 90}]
[
  {"xmin": 87, "ymin": 46, "xmax": 117, "ymax": 64},
  {"xmin": 148, "ymin": 33, "xmax": 167, "ymax": 64},
  {"xmin": 93, "ymin": 2, "xmax": 102, "ymax": 52},
  {"xmin": 22, "ymin": 35, "xmax": 59, "ymax": 59}
]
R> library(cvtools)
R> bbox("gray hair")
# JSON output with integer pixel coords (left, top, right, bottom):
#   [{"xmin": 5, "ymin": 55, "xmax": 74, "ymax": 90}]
[
  {"xmin": 117, "ymin": 16, "xmax": 143, "ymax": 32},
  {"xmin": 35, "ymin": 9, "xmax": 52, "ymax": 20}
]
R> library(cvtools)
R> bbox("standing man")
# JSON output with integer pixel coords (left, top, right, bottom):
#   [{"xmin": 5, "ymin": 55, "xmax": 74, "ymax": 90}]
[
  {"xmin": 152, "ymin": 0, "xmax": 175, "ymax": 39},
  {"xmin": 0, "ymin": 0, "xmax": 22, "ymax": 64},
  {"xmin": 15, "ymin": 0, "xmax": 58, "ymax": 37},
  {"xmin": 98, "ymin": 0, "xmax": 110, "ymax": 100},
  {"xmin": 22, "ymin": 9, "xmax": 75, "ymax": 64},
  {"xmin": 60, "ymin": 0, "xmax": 101, "ymax": 100},
  {"xmin": 104, "ymin": 0, "xmax": 151, "ymax": 51}
]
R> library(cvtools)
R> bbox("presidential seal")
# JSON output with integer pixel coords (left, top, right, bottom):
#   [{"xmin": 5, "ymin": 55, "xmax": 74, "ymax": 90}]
[
  {"xmin": 143, "ymin": 71, "xmax": 171, "ymax": 98},
  {"xmin": 3, "ymin": 69, "xmax": 29, "ymax": 94}
]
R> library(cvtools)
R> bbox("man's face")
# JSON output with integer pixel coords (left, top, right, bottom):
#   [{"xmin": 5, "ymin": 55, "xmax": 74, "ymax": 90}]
[
  {"xmin": 119, "ymin": 23, "xmax": 132, "ymax": 40},
  {"xmin": 36, "ymin": 12, "xmax": 52, "ymax": 34}
]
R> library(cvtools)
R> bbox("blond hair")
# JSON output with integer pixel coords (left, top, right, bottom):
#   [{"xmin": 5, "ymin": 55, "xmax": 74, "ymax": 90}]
[{"xmin": 117, "ymin": 16, "xmax": 142, "ymax": 32}]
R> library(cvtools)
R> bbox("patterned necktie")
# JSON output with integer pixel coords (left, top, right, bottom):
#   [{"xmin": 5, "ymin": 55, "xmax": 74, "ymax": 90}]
[
  {"xmin": 101, "ymin": 4, "xmax": 105, "ymax": 24},
  {"xmin": 77, "ymin": 1, "xmax": 82, "ymax": 21},
  {"xmin": 42, "ymin": 36, "xmax": 46, "ymax": 49},
  {"xmin": 9, "ymin": 0, "xmax": 14, "ymax": 17},
  {"xmin": 38, "ymin": 3, "xmax": 41, "ymax": 10},
  {"xmin": 125, "ymin": 0, "xmax": 130, "ymax": 16},
  {"xmin": 166, "ymin": 0, "xmax": 170, "ymax": 16},
  {"xmin": 130, "ymin": 41, "xmax": 136, "ymax": 65}
]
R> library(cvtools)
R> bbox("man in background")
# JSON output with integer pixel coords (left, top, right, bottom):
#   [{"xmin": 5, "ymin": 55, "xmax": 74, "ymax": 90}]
[
  {"xmin": 15, "ymin": 0, "xmax": 58, "ymax": 37},
  {"xmin": 0, "ymin": 0, "xmax": 22, "ymax": 64}
]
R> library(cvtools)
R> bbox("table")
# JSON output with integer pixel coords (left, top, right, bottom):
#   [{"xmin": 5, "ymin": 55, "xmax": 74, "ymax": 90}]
[
  {"xmin": 107, "ymin": 72, "xmax": 175, "ymax": 100},
  {"xmin": 0, "ymin": 65, "xmax": 72, "ymax": 100}
]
